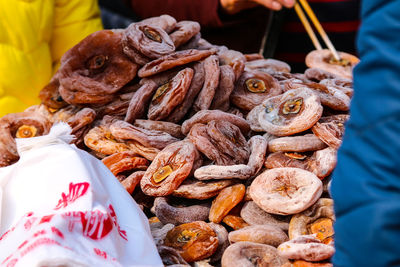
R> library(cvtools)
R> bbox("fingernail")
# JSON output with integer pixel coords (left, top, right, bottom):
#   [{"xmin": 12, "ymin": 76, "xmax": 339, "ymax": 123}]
[
  {"xmin": 272, "ymin": 1, "xmax": 282, "ymax": 10},
  {"xmin": 284, "ymin": 0, "xmax": 294, "ymax": 7}
]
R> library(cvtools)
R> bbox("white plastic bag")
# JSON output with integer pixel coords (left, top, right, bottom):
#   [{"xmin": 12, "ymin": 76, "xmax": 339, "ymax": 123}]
[{"xmin": 0, "ymin": 123, "xmax": 163, "ymax": 267}]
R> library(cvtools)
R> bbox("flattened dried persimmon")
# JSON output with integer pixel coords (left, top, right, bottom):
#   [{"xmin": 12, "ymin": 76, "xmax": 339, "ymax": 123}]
[
  {"xmin": 228, "ymin": 224, "xmax": 288, "ymax": 247},
  {"xmin": 138, "ymin": 49, "xmax": 215, "ymax": 78},
  {"xmin": 210, "ymin": 65, "xmax": 235, "ymax": 111},
  {"xmin": 268, "ymin": 134, "xmax": 327, "ymax": 153},
  {"xmin": 277, "ymin": 235, "xmax": 335, "ymax": 261},
  {"xmin": 182, "ymin": 110, "xmax": 250, "ymax": 136},
  {"xmin": 164, "ymin": 221, "xmax": 219, "ymax": 263},
  {"xmin": 305, "ymin": 49, "xmax": 359, "ymax": 80},
  {"xmin": 258, "ymin": 88, "xmax": 323, "ymax": 136},
  {"xmin": 123, "ymin": 22, "xmax": 175, "ymax": 63},
  {"xmin": 250, "ymin": 168, "xmax": 323, "ymax": 215},
  {"xmin": 169, "ymin": 21, "xmax": 201, "ymax": 48},
  {"xmin": 265, "ymin": 147, "xmax": 337, "ymax": 179},
  {"xmin": 209, "ymin": 184, "xmax": 245, "ymax": 223},
  {"xmin": 167, "ymin": 61, "xmax": 205, "ymax": 123},
  {"xmin": 221, "ymin": 241, "xmax": 289, "ymax": 267},
  {"xmin": 172, "ymin": 178, "xmax": 235, "ymax": 200},
  {"xmin": 140, "ymin": 140, "xmax": 201, "ymax": 196},
  {"xmin": 59, "ymin": 30, "xmax": 138, "ymax": 105},
  {"xmin": 134, "ymin": 119, "xmax": 184, "ymax": 139},
  {"xmin": 231, "ymin": 70, "xmax": 282, "ymax": 111},
  {"xmin": 148, "ymin": 68, "xmax": 194, "ymax": 121},
  {"xmin": 218, "ymin": 49, "xmax": 246, "ymax": 81},
  {"xmin": 110, "ymin": 119, "xmax": 179, "ymax": 150},
  {"xmin": 0, "ymin": 111, "xmax": 52, "ymax": 166},
  {"xmin": 39, "ymin": 71, "xmax": 68, "ymax": 109},
  {"xmin": 102, "ymin": 151, "xmax": 148, "ymax": 175},
  {"xmin": 289, "ymin": 198, "xmax": 335, "ymax": 242},
  {"xmin": 245, "ymin": 58, "xmax": 291, "ymax": 74},
  {"xmin": 312, "ymin": 114, "xmax": 349, "ymax": 149},
  {"xmin": 193, "ymin": 55, "xmax": 220, "ymax": 112},
  {"xmin": 240, "ymin": 201, "xmax": 290, "ymax": 231},
  {"xmin": 284, "ymin": 79, "xmax": 350, "ymax": 111},
  {"xmin": 154, "ymin": 197, "xmax": 210, "ymax": 225},
  {"xmin": 222, "ymin": 215, "xmax": 249, "ymax": 230},
  {"xmin": 84, "ymin": 118, "xmax": 131, "ymax": 156}
]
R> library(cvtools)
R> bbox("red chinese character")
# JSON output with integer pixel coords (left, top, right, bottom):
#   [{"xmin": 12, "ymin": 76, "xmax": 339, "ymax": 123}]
[
  {"xmin": 18, "ymin": 240, "xmax": 28, "ymax": 250},
  {"xmin": 39, "ymin": 214, "xmax": 54, "ymax": 224},
  {"xmin": 93, "ymin": 248, "xmax": 108, "ymax": 259},
  {"xmin": 51, "ymin": 227, "xmax": 64, "ymax": 239},
  {"xmin": 33, "ymin": 230, "xmax": 46, "ymax": 238},
  {"xmin": 108, "ymin": 205, "xmax": 128, "ymax": 241},
  {"xmin": 24, "ymin": 217, "xmax": 37, "ymax": 231},
  {"xmin": 55, "ymin": 182, "xmax": 90, "ymax": 210},
  {"xmin": 80, "ymin": 211, "xmax": 113, "ymax": 240},
  {"xmin": 62, "ymin": 211, "xmax": 83, "ymax": 232}
]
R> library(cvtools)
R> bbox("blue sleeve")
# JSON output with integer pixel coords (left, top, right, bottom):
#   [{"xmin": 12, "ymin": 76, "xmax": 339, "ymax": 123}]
[{"xmin": 331, "ymin": 1, "xmax": 400, "ymax": 266}]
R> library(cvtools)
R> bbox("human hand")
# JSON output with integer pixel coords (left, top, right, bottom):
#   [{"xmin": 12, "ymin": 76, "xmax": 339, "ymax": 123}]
[{"xmin": 220, "ymin": 0, "xmax": 295, "ymax": 14}]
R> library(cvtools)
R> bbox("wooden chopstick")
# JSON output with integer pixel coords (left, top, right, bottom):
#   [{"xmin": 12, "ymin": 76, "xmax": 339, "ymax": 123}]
[
  {"xmin": 294, "ymin": 2, "xmax": 322, "ymax": 51},
  {"xmin": 297, "ymin": 0, "xmax": 341, "ymax": 61}
]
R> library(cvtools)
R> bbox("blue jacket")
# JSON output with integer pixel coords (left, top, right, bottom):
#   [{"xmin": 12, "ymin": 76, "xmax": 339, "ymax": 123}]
[{"xmin": 331, "ymin": 0, "xmax": 400, "ymax": 266}]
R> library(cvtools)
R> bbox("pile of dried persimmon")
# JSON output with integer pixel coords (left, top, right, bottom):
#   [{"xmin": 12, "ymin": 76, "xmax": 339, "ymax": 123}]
[{"xmin": 0, "ymin": 15, "xmax": 358, "ymax": 267}]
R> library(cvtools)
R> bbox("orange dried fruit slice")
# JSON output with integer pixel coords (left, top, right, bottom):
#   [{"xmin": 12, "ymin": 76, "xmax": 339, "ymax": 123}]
[
  {"xmin": 209, "ymin": 184, "xmax": 246, "ymax": 223},
  {"xmin": 222, "ymin": 215, "xmax": 249, "ymax": 230},
  {"xmin": 164, "ymin": 221, "xmax": 218, "ymax": 263}
]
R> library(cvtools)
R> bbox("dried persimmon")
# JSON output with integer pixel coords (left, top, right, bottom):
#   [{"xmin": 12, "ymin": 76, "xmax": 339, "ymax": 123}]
[
  {"xmin": 0, "ymin": 111, "xmax": 52, "ymax": 166},
  {"xmin": 138, "ymin": 49, "xmax": 215, "ymax": 78},
  {"xmin": 231, "ymin": 70, "xmax": 282, "ymax": 111},
  {"xmin": 110, "ymin": 119, "xmax": 179, "ymax": 150},
  {"xmin": 240, "ymin": 201, "xmax": 290, "ymax": 231},
  {"xmin": 123, "ymin": 22, "xmax": 175, "ymax": 64},
  {"xmin": 172, "ymin": 178, "xmax": 235, "ymax": 200},
  {"xmin": 148, "ymin": 68, "xmax": 194, "ymax": 121},
  {"xmin": 222, "ymin": 215, "xmax": 249, "ymax": 230},
  {"xmin": 154, "ymin": 197, "xmax": 210, "ymax": 225},
  {"xmin": 59, "ymin": 30, "xmax": 138, "ymax": 105},
  {"xmin": 250, "ymin": 168, "xmax": 323, "ymax": 215},
  {"xmin": 289, "ymin": 198, "xmax": 335, "ymax": 241},
  {"xmin": 277, "ymin": 235, "xmax": 335, "ymax": 261},
  {"xmin": 221, "ymin": 241, "xmax": 289, "ymax": 267},
  {"xmin": 312, "ymin": 114, "xmax": 349, "ymax": 149},
  {"xmin": 209, "ymin": 184, "xmax": 245, "ymax": 223},
  {"xmin": 305, "ymin": 49, "xmax": 359, "ymax": 80},
  {"xmin": 228, "ymin": 224, "xmax": 288, "ymax": 247},
  {"xmin": 192, "ymin": 55, "xmax": 220, "ymax": 111},
  {"xmin": 140, "ymin": 140, "xmax": 201, "ymax": 196},
  {"xmin": 182, "ymin": 110, "xmax": 250, "ymax": 136},
  {"xmin": 164, "ymin": 221, "xmax": 219, "ymax": 263},
  {"xmin": 268, "ymin": 134, "xmax": 327, "ymax": 153},
  {"xmin": 169, "ymin": 21, "xmax": 201, "ymax": 48},
  {"xmin": 258, "ymin": 88, "xmax": 323, "ymax": 136}
]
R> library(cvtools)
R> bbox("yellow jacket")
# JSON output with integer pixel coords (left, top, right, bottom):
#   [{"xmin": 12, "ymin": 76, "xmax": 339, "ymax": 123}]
[{"xmin": 0, "ymin": 0, "xmax": 103, "ymax": 117}]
